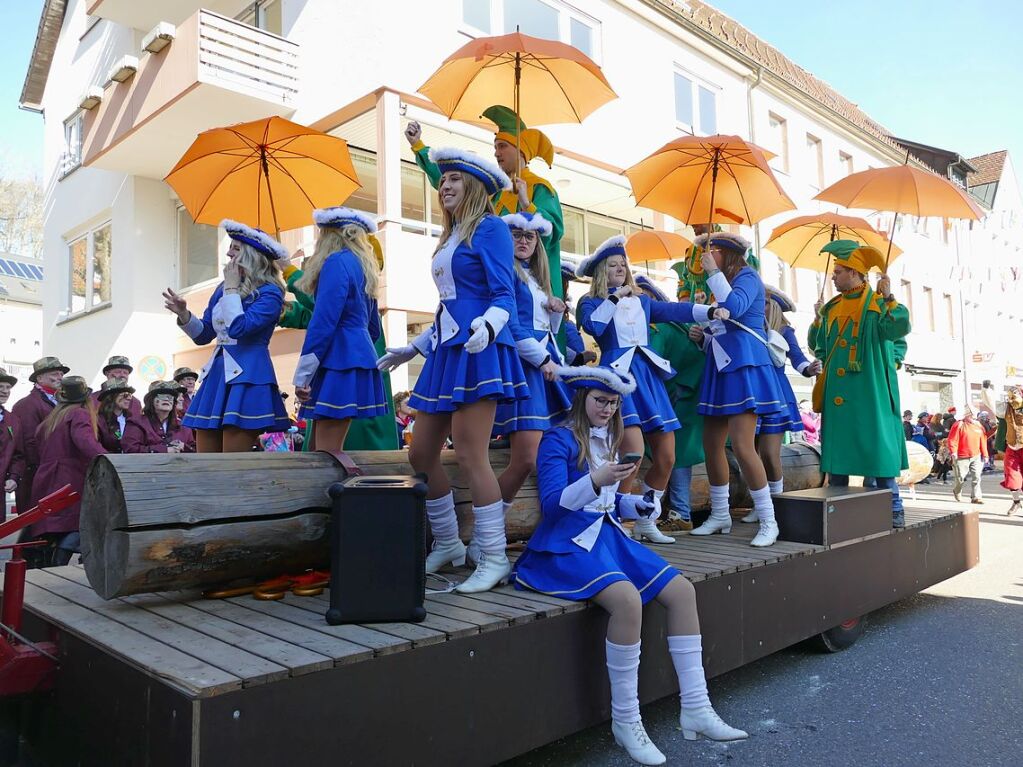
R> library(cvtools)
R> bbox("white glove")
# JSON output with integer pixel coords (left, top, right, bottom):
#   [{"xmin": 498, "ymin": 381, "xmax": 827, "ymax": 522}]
[
  {"xmin": 618, "ymin": 493, "xmax": 656, "ymax": 521},
  {"xmin": 377, "ymin": 345, "xmax": 418, "ymax": 372},
  {"xmin": 464, "ymin": 307, "xmax": 510, "ymax": 354},
  {"xmin": 710, "ymin": 306, "xmax": 730, "ymax": 321}
]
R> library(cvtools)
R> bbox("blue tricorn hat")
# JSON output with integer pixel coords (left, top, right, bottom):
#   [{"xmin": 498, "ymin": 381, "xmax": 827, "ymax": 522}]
[
  {"xmin": 313, "ymin": 206, "xmax": 378, "ymax": 233},
  {"xmin": 635, "ymin": 274, "xmax": 669, "ymax": 302},
  {"xmin": 502, "ymin": 211, "xmax": 553, "ymax": 237},
  {"xmin": 576, "ymin": 235, "xmax": 627, "ymax": 278},
  {"xmin": 428, "ymin": 146, "xmax": 511, "ymax": 196},
  {"xmin": 555, "ymin": 365, "xmax": 636, "ymax": 396},
  {"xmin": 221, "ymin": 219, "xmax": 289, "ymax": 261}
]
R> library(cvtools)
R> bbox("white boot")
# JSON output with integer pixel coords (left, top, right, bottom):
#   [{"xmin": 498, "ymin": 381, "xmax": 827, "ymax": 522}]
[
  {"xmin": 747, "ymin": 478, "xmax": 782, "ymax": 523},
  {"xmin": 632, "ymin": 517, "xmax": 675, "ymax": 544},
  {"xmin": 691, "ymin": 483, "xmax": 731, "ymax": 535},
  {"xmin": 425, "ymin": 539, "xmax": 466, "ymax": 573},
  {"xmin": 680, "ymin": 705, "xmax": 748, "ymax": 741},
  {"xmin": 611, "ymin": 720, "xmax": 666, "ymax": 765},
  {"xmin": 748, "ymin": 485, "xmax": 779, "ymax": 547},
  {"xmin": 740, "ymin": 509, "xmax": 759, "ymax": 523},
  {"xmin": 750, "ymin": 520, "xmax": 779, "ymax": 547},
  {"xmin": 455, "ymin": 550, "xmax": 511, "ymax": 592},
  {"xmin": 466, "ymin": 539, "xmax": 481, "ymax": 566}
]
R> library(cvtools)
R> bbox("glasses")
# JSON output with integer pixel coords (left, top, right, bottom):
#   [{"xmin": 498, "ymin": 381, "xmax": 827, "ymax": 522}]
[
  {"xmin": 589, "ymin": 394, "xmax": 620, "ymax": 411},
  {"xmin": 511, "ymin": 231, "xmax": 538, "ymax": 241}
]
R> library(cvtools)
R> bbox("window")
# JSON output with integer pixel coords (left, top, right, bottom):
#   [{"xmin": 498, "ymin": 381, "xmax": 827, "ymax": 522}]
[
  {"xmin": 466, "ymin": 1, "xmax": 600, "ymax": 59},
  {"xmin": 400, "ymin": 162, "xmax": 444, "ymax": 229},
  {"xmin": 767, "ymin": 113, "xmax": 788, "ymax": 173},
  {"xmin": 923, "ymin": 286, "xmax": 935, "ymax": 331},
  {"xmin": 63, "ymin": 112, "xmax": 84, "ymax": 176},
  {"xmin": 839, "ymin": 151, "xmax": 853, "ymax": 176},
  {"xmin": 944, "ymin": 293, "xmax": 955, "ymax": 337},
  {"xmin": 806, "ymin": 134, "xmax": 823, "ymax": 189},
  {"xmin": 900, "ymin": 279, "xmax": 913, "ymax": 322},
  {"xmin": 346, "ymin": 150, "xmax": 379, "ymax": 214},
  {"xmin": 177, "ymin": 208, "xmax": 219, "ymax": 288},
  {"xmin": 562, "ymin": 207, "xmax": 585, "ymax": 255},
  {"xmin": 66, "ymin": 222, "xmax": 112, "ymax": 315},
  {"xmin": 673, "ymin": 70, "xmax": 717, "ymax": 135},
  {"xmin": 236, "ymin": 0, "xmax": 282, "ymax": 35}
]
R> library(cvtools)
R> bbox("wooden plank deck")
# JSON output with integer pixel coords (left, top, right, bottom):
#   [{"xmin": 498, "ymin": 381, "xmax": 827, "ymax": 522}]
[{"xmin": 9, "ymin": 501, "xmax": 964, "ymax": 699}]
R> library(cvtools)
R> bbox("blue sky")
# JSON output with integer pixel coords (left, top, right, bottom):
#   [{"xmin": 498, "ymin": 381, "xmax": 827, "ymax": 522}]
[{"xmin": 2, "ymin": 1, "xmax": 1021, "ymax": 179}]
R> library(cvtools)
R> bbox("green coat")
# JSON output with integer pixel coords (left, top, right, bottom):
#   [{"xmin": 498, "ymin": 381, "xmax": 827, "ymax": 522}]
[
  {"xmin": 647, "ymin": 321, "xmax": 706, "ymax": 468},
  {"xmin": 281, "ymin": 268, "xmax": 398, "ymax": 451},
  {"xmin": 411, "ymin": 141, "xmax": 565, "ymax": 304},
  {"xmin": 808, "ymin": 287, "xmax": 910, "ymax": 478}
]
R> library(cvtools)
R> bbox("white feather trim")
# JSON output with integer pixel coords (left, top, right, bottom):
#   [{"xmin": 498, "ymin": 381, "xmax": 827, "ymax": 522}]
[
  {"xmin": 765, "ymin": 286, "xmax": 796, "ymax": 312},
  {"xmin": 313, "ymin": 206, "xmax": 378, "ymax": 233},
  {"xmin": 221, "ymin": 219, "xmax": 289, "ymax": 260},
  {"xmin": 502, "ymin": 212, "xmax": 553, "ymax": 237},
  {"xmin": 428, "ymin": 146, "xmax": 511, "ymax": 192},
  {"xmin": 576, "ymin": 234, "xmax": 627, "ymax": 278},
  {"xmin": 694, "ymin": 231, "xmax": 751, "ymax": 253},
  {"xmin": 635, "ymin": 275, "xmax": 669, "ymax": 302},
  {"xmin": 554, "ymin": 364, "xmax": 637, "ymax": 395}
]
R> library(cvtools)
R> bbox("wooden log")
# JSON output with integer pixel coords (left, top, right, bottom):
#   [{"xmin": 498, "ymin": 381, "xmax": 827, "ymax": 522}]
[{"xmin": 899, "ymin": 440, "xmax": 934, "ymax": 486}]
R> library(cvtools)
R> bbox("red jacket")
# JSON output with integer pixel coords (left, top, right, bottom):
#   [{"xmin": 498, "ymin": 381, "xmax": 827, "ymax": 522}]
[
  {"xmin": 11, "ymin": 387, "xmax": 57, "ymax": 513},
  {"xmin": 121, "ymin": 415, "xmax": 196, "ymax": 454},
  {"xmin": 947, "ymin": 419, "xmax": 988, "ymax": 460},
  {"xmin": 29, "ymin": 408, "xmax": 106, "ymax": 535},
  {"xmin": 0, "ymin": 407, "xmax": 26, "ymax": 491}
]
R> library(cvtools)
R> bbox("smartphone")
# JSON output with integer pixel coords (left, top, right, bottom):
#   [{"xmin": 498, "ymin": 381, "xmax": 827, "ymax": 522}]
[{"xmin": 619, "ymin": 452, "xmax": 643, "ymax": 466}]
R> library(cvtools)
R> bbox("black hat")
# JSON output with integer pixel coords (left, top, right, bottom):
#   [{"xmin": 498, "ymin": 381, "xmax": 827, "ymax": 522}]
[
  {"xmin": 0, "ymin": 367, "xmax": 16, "ymax": 387},
  {"xmin": 57, "ymin": 376, "xmax": 90, "ymax": 404}
]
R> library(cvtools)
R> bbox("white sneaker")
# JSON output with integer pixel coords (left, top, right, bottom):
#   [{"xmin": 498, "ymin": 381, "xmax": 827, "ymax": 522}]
[
  {"xmin": 611, "ymin": 719, "xmax": 666, "ymax": 765},
  {"xmin": 680, "ymin": 705, "xmax": 748, "ymax": 741},
  {"xmin": 750, "ymin": 520, "xmax": 779, "ymax": 547},
  {"xmin": 425, "ymin": 539, "xmax": 466, "ymax": 574},
  {"xmin": 632, "ymin": 518, "xmax": 675, "ymax": 544},
  {"xmin": 740, "ymin": 509, "xmax": 759, "ymax": 523},
  {"xmin": 455, "ymin": 551, "xmax": 511, "ymax": 593},
  {"xmin": 689, "ymin": 515, "xmax": 732, "ymax": 536}
]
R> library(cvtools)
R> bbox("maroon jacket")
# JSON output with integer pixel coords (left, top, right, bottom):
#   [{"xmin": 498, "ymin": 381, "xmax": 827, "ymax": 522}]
[
  {"xmin": 1, "ymin": 408, "xmax": 26, "ymax": 509},
  {"xmin": 29, "ymin": 408, "xmax": 106, "ymax": 535},
  {"xmin": 97, "ymin": 413, "xmax": 126, "ymax": 453},
  {"xmin": 121, "ymin": 415, "xmax": 196, "ymax": 454},
  {"xmin": 90, "ymin": 391, "xmax": 142, "ymax": 419},
  {"xmin": 11, "ymin": 387, "xmax": 57, "ymax": 514}
]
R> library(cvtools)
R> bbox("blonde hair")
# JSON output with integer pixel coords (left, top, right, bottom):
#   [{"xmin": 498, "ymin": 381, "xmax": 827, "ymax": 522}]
[
  {"xmin": 764, "ymin": 300, "xmax": 791, "ymax": 333},
  {"xmin": 567, "ymin": 388, "xmax": 624, "ymax": 470},
  {"xmin": 297, "ymin": 224, "xmax": 380, "ymax": 297},
  {"xmin": 434, "ymin": 173, "xmax": 494, "ymax": 255},
  {"xmin": 513, "ymin": 236, "xmax": 553, "ymax": 296},
  {"xmin": 587, "ymin": 255, "xmax": 638, "ymax": 299},
  {"xmin": 40, "ymin": 401, "xmax": 99, "ymax": 442},
  {"xmin": 234, "ymin": 243, "xmax": 286, "ymax": 299}
]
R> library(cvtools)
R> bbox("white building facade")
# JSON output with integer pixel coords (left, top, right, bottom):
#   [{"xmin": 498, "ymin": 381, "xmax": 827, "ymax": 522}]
[{"xmin": 21, "ymin": 0, "xmax": 1021, "ymax": 408}]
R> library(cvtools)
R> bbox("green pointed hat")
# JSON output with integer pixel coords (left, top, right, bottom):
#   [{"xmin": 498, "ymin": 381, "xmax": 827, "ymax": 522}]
[
  {"xmin": 821, "ymin": 239, "xmax": 884, "ymax": 274},
  {"xmin": 481, "ymin": 105, "xmax": 554, "ymax": 166}
]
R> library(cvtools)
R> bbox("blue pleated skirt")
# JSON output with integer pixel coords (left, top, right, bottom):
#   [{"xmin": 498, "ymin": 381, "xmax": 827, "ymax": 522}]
[
  {"xmin": 619, "ymin": 355, "xmax": 679, "ymax": 433},
  {"xmin": 409, "ymin": 341, "xmax": 527, "ymax": 414},
  {"xmin": 301, "ymin": 366, "xmax": 388, "ymax": 421},
  {"xmin": 757, "ymin": 365, "xmax": 805, "ymax": 435},
  {"xmin": 184, "ymin": 354, "xmax": 290, "ymax": 432},
  {"xmin": 492, "ymin": 362, "xmax": 572, "ymax": 435},
  {"xmin": 513, "ymin": 517, "xmax": 679, "ymax": 604},
  {"xmin": 698, "ymin": 361, "xmax": 787, "ymax": 417}
]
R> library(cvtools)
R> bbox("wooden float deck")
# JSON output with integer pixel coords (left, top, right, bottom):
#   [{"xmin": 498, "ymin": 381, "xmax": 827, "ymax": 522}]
[{"xmin": 9, "ymin": 503, "xmax": 978, "ymax": 766}]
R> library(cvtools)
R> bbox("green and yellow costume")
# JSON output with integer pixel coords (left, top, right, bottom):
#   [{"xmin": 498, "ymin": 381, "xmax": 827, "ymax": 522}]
[
  {"xmin": 647, "ymin": 321, "xmax": 706, "ymax": 468},
  {"xmin": 808, "ymin": 241, "xmax": 910, "ymax": 478}
]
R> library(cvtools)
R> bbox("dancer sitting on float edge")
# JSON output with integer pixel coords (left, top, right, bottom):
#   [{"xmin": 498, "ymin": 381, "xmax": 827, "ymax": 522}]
[
  {"xmin": 514, "ymin": 366, "xmax": 747, "ymax": 766},
  {"xmin": 377, "ymin": 148, "xmax": 527, "ymax": 593},
  {"xmin": 577, "ymin": 237, "xmax": 729, "ymax": 544},
  {"xmin": 739, "ymin": 287, "xmax": 822, "ymax": 523},
  {"xmin": 479, "ymin": 212, "xmax": 572, "ymax": 562},
  {"xmin": 163, "ymin": 220, "xmax": 291, "ymax": 452},
  {"xmin": 687, "ymin": 233, "xmax": 788, "ymax": 547},
  {"xmin": 292, "ymin": 207, "xmax": 389, "ymax": 454}
]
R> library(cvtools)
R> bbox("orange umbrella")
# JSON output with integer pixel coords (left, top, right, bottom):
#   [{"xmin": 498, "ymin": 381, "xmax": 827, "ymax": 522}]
[
  {"xmin": 814, "ymin": 164, "xmax": 985, "ymax": 267},
  {"xmin": 165, "ymin": 116, "xmax": 360, "ymax": 235},
  {"xmin": 765, "ymin": 212, "xmax": 902, "ymax": 271},
  {"xmin": 625, "ymin": 230, "xmax": 694, "ymax": 265},
  {"xmin": 418, "ymin": 32, "xmax": 617, "ymax": 127},
  {"xmin": 625, "ymin": 135, "xmax": 795, "ymax": 226}
]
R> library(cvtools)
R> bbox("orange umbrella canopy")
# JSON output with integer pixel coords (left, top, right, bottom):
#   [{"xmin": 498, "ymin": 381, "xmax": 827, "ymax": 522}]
[
  {"xmin": 625, "ymin": 230, "xmax": 694, "ymax": 264},
  {"xmin": 165, "ymin": 116, "xmax": 361, "ymax": 234},
  {"xmin": 625, "ymin": 135, "xmax": 795, "ymax": 225},
  {"xmin": 417, "ymin": 31, "xmax": 617, "ymax": 125},
  {"xmin": 814, "ymin": 165, "xmax": 985, "ymax": 220},
  {"xmin": 765, "ymin": 212, "xmax": 903, "ymax": 271}
]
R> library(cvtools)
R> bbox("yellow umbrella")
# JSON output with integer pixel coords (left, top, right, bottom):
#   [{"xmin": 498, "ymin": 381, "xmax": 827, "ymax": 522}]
[
  {"xmin": 765, "ymin": 212, "xmax": 902, "ymax": 271},
  {"xmin": 165, "ymin": 116, "xmax": 360, "ymax": 235},
  {"xmin": 625, "ymin": 230, "xmax": 694, "ymax": 266},
  {"xmin": 625, "ymin": 135, "xmax": 795, "ymax": 225},
  {"xmin": 815, "ymin": 164, "xmax": 985, "ymax": 267}
]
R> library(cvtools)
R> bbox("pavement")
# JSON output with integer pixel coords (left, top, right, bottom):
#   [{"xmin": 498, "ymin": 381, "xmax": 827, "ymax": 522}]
[{"xmin": 505, "ymin": 469, "xmax": 1023, "ymax": 767}]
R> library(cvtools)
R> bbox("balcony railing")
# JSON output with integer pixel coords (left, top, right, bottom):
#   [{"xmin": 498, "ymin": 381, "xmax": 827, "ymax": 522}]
[{"xmin": 197, "ymin": 10, "xmax": 298, "ymax": 104}]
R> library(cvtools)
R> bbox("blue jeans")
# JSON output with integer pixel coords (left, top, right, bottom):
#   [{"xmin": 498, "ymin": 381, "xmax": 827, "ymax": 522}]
[
  {"xmin": 830, "ymin": 474, "xmax": 904, "ymax": 515},
  {"xmin": 668, "ymin": 466, "xmax": 693, "ymax": 521}
]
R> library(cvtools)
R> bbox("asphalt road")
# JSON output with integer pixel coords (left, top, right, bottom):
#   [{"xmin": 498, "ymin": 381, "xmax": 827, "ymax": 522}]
[{"xmin": 505, "ymin": 471, "xmax": 1023, "ymax": 767}]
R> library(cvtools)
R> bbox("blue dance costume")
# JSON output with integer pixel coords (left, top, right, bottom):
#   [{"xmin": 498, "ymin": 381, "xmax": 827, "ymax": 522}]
[
  {"xmin": 293, "ymin": 248, "xmax": 387, "ymax": 421},
  {"xmin": 697, "ymin": 267, "xmax": 787, "ymax": 417},
  {"xmin": 408, "ymin": 215, "xmax": 527, "ymax": 413},
  {"xmin": 578, "ymin": 291, "xmax": 706, "ymax": 432},
  {"xmin": 181, "ymin": 283, "xmax": 290, "ymax": 432},
  {"xmin": 513, "ymin": 425, "xmax": 680, "ymax": 602},
  {"xmin": 564, "ymin": 318, "xmax": 587, "ymax": 364},
  {"xmin": 758, "ymin": 325, "xmax": 809, "ymax": 435}
]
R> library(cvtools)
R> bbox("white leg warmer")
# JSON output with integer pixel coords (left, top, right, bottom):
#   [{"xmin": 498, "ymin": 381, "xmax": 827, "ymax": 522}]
[
  {"xmin": 606, "ymin": 639, "xmax": 642, "ymax": 723},
  {"xmin": 750, "ymin": 484, "xmax": 776, "ymax": 524},
  {"xmin": 668, "ymin": 634, "xmax": 711, "ymax": 711},
  {"xmin": 425, "ymin": 492, "xmax": 459, "ymax": 544},
  {"xmin": 767, "ymin": 478, "xmax": 784, "ymax": 495},
  {"xmin": 472, "ymin": 499, "xmax": 507, "ymax": 555},
  {"xmin": 709, "ymin": 484, "xmax": 730, "ymax": 522}
]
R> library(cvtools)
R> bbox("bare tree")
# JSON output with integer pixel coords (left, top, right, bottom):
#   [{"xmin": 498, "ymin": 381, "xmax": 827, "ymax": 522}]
[{"xmin": 0, "ymin": 171, "xmax": 43, "ymax": 259}]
